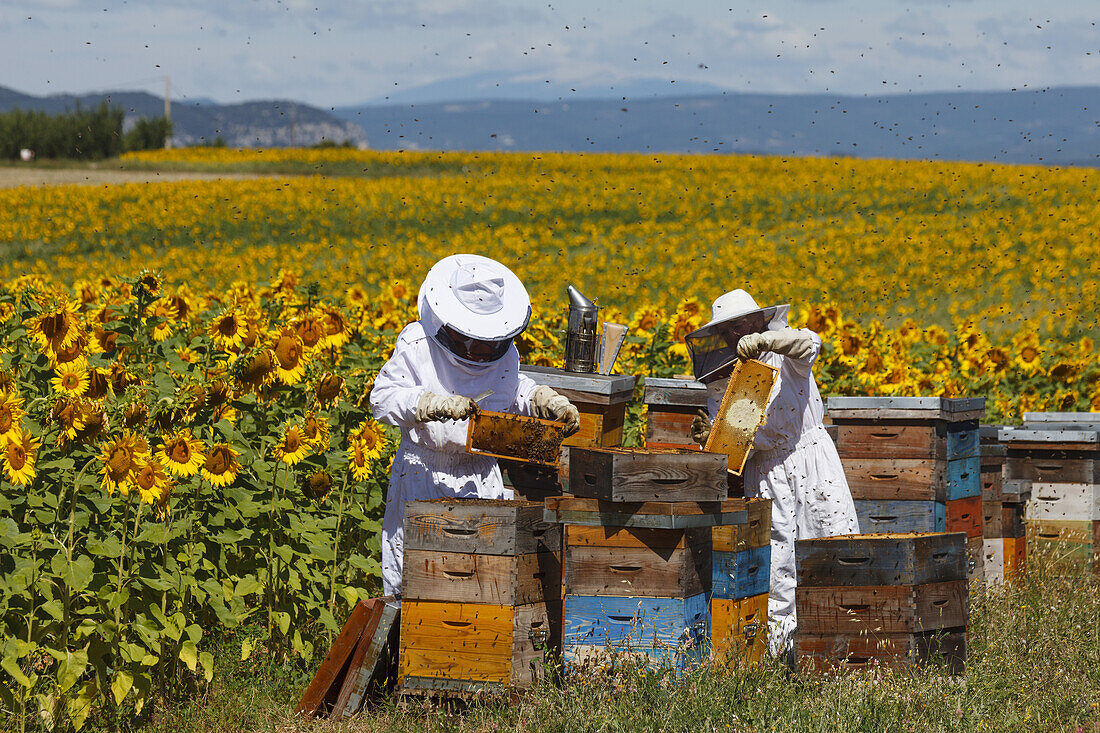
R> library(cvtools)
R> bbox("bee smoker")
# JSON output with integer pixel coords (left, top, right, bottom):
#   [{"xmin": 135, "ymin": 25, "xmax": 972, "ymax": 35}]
[{"xmin": 564, "ymin": 285, "xmax": 599, "ymax": 373}]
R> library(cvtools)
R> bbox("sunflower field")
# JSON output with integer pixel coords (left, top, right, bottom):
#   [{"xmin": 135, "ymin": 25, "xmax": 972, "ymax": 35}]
[{"xmin": 0, "ymin": 148, "xmax": 1097, "ymax": 729}]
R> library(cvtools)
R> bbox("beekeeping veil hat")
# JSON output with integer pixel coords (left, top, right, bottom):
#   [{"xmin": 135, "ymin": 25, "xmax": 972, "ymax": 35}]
[
  {"xmin": 684, "ymin": 289, "xmax": 790, "ymax": 383},
  {"xmin": 418, "ymin": 254, "xmax": 532, "ymax": 342}
]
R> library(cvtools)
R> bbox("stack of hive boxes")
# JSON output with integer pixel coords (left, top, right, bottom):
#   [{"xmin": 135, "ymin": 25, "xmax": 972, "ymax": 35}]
[
  {"xmin": 398, "ymin": 500, "xmax": 562, "ymax": 696},
  {"xmin": 1003, "ymin": 413, "xmax": 1100, "ymax": 576},
  {"xmin": 545, "ymin": 447, "xmax": 768, "ymax": 671},
  {"xmin": 827, "ymin": 396, "xmax": 986, "ymax": 582},
  {"xmin": 979, "ymin": 426, "xmax": 1007, "ymax": 584},
  {"xmin": 503, "ymin": 368, "xmax": 637, "ymax": 499},
  {"xmin": 795, "ymin": 532, "xmax": 969, "ymax": 673},
  {"xmin": 710, "ymin": 498, "xmax": 772, "ymax": 666}
]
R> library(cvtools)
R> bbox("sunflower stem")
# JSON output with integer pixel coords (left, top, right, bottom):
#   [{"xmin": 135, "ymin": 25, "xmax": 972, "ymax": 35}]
[{"xmin": 327, "ymin": 471, "xmax": 350, "ymax": 612}]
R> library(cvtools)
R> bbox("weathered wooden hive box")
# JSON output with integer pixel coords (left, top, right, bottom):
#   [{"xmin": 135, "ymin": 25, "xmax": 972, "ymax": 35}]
[
  {"xmin": 710, "ymin": 498, "xmax": 772, "ymax": 666},
  {"xmin": 642, "ymin": 377, "xmax": 708, "ymax": 451},
  {"xmin": 795, "ymin": 532, "xmax": 969, "ymax": 674},
  {"xmin": 828, "ymin": 396, "xmax": 986, "ymax": 582},
  {"xmin": 546, "ymin": 496, "xmax": 749, "ymax": 672},
  {"xmin": 399, "ymin": 500, "xmax": 562, "ymax": 695},
  {"xmin": 1004, "ymin": 415, "xmax": 1100, "ymax": 576},
  {"xmin": 568, "ymin": 446, "xmax": 729, "ymax": 503}
]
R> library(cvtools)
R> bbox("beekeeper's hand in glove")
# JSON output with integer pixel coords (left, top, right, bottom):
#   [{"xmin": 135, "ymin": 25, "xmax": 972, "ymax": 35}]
[
  {"xmin": 736, "ymin": 328, "xmax": 816, "ymax": 361},
  {"xmin": 416, "ymin": 392, "xmax": 477, "ymax": 422},
  {"xmin": 531, "ymin": 386, "xmax": 582, "ymax": 436},
  {"xmin": 690, "ymin": 409, "xmax": 711, "ymax": 447}
]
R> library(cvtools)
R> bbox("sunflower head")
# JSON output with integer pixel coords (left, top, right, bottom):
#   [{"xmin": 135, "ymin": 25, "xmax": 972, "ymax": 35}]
[
  {"xmin": 239, "ymin": 349, "xmax": 275, "ymax": 391},
  {"xmin": 135, "ymin": 272, "xmax": 162, "ymax": 298},
  {"xmin": 75, "ymin": 402, "xmax": 108, "ymax": 444},
  {"xmin": 315, "ymin": 374, "xmax": 344, "ymax": 406},
  {"xmin": 132, "ymin": 458, "xmax": 174, "ymax": 514},
  {"xmin": 0, "ymin": 393, "xmax": 26, "ymax": 439},
  {"xmin": 209, "ymin": 310, "xmax": 248, "ymax": 350},
  {"xmin": 123, "ymin": 401, "xmax": 149, "ymax": 428},
  {"xmin": 295, "ymin": 314, "xmax": 325, "ymax": 349},
  {"xmin": 274, "ymin": 423, "xmax": 311, "ymax": 465},
  {"xmin": 3, "ymin": 426, "xmax": 38, "ymax": 487},
  {"xmin": 272, "ymin": 329, "xmax": 307, "ymax": 385},
  {"xmin": 320, "ymin": 307, "xmax": 349, "ymax": 348},
  {"xmin": 201, "ymin": 443, "xmax": 242, "ymax": 487},
  {"xmin": 302, "ymin": 412, "xmax": 330, "ymax": 450},
  {"xmin": 302, "ymin": 470, "xmax": 332, "ymax": 502},
  {"xmin": 52, "ymin": 361, "xmax": 90, "ymax": 397},
  {"xmin": 158, "ymin": 430, "xmax": 205, "ymax": 477}
]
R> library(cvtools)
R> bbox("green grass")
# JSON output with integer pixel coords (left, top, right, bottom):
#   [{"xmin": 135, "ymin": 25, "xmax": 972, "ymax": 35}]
[{"xmin": 33, "ymin": 548, "xmax": 1094, "ymax": 733}]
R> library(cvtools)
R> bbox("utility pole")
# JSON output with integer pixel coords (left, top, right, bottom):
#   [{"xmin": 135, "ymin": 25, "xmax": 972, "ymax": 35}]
[{"xmin": 164, "ymin": 75, "xmax": 172, "ymax": 149}]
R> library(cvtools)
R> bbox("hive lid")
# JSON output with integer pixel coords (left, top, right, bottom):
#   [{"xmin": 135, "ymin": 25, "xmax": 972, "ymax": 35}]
[
  {"xmin": 827, "ymin": 396, "xmax": 985, "ymax": 412},
  {"xmin": 520, "ymin": 365, "xmax": 636, "ymax": 394}
]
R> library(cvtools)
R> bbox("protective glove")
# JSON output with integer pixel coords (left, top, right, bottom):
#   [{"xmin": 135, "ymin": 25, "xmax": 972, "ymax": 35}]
[
  {"xmin": 690, "ymin": 409, "xmax": 712, "ymax": 447},
  {"xmin": 531, "ymin": 386, "xmax": 582, "ymax": 436},
  {"xmin": 736, "ymin": 329, "xmax": 816, "ymax": 361},
  {"xmin": 415, "ymin": 391, "xmax": 476, "ymax": 422}
]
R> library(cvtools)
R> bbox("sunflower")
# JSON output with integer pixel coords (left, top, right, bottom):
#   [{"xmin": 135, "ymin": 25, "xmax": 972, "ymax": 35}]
[
  {"xmin": 302, "ymin": 470, "xmax": 332, "ymax": 502},
  {"xmin": 74, "ymin": 401, "xmax": 108, "ymax": 444},
  {"xmin": 0, "ymin": 393, "xmax": 26, "ymax": 442},
  {"xmin": 135, "ymin": 272, "xmax": 162, "ymax": 298},
  {"xmin": 50, "ymin": 398, "xmax": 86, "ymax": 445},
  {"xmin": 348, "ymin": 420, "xmax": 387, "ymax": 480},
  {"xmin": 201, "ymin": 443, "xmax": 241, "ymax": 487},
  {"xmin": 51, "ymin": 360, "xmax": 89, "ymax": 397},
  {"xmin": 295, "ymin": 313, "xmax": 325, "ymax": 349},
  {"xmin": 315, "ymin": 373, "xmax": 344, "ymax": 406},
  {"xmin": 27, "ymin": 301, "xmax": 82, "ymax": 354},
  {"xmin": 48, "ymin": 330, "xmax": 88, "ymax": 366},
  {"xmin": 109, "ymin": 363, "xmax": 141, "ymax": 395},
  {"xmin": 99, "ymin": 431, "xmax": 150, "ymax": 495},
  {"xmin": 208, "ymin": 310, "xmax": 248, "ymax": 351},
  {"xmin": 158, "ymin": 430, "xmax": 205, "ymax": 477},
  {"xmin": 123, "ymin": 401, "xmax": 148, "ymax": 428},
  {"xmin": 132, "ymin": 458, "xmax": 174, "ymax": 510},
  {"xmin": 238, "ymin": 349, "xmax": 276, "ymax": 391},
  {"xmin": 319, "ymin": 307, "xmax": 350, "ymax": 349},
  {"xmin": 274, "ymin": 423, "xmax": 311, "ymax": 465},
  {"xmin": 302, "ymin": 412, "xmax": 331, "ymax": 450},
  {"xmin": 2, "ymin": 426, "xmax": 39, "ymax": 487},
  {"xmin": 93, "ymin": 326, "xmax": 119, "ymax": 355},
  {"xmin": 85, "ymin": 368, "xmax": 112, "ymax": 400},
  {"xmin": 272, "ymin": 329, "xmax": 307, "ymax": 385},
  {"xmin": 147, "ymin": 299, "xmax": 178, "ymax": 342}
]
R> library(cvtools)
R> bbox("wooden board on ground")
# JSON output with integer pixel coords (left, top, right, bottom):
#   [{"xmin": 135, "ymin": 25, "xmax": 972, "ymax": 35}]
[
  {"xmin": 296, "ymin": 598, "xmax": 393, "ymax": 719},
  {"xmin": 404, "ymin": 499, "xmax": 561, "ymax": 555},
  {"xmin": 704, "ymin": 359, "xmax": 779, "ymax": 475},
  {"xmin": 568, "ymin": 446, "xmax": 728, "ymax": 502},
  {"xmin": 796, "ymin": 580, "xmax": 967, "ymax": 635},
  {"xmin": 334, "ymin": 597, "xmax": 400, "ymax": 718},
  {"xmin": 466, "ymin": 410, "xmax": 569, "ymax": 467}
]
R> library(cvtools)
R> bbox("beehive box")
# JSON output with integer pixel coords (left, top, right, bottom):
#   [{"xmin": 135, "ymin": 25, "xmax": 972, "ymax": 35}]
[
  {"xmin": 568, "ymin": 446, "xmax": 728, "ymax": 502},
  {"xmin": 711, "ymin": 545, "xmax": 771, "ymax": 600},
  {"xmin": 838, "ymin": 457, "xmax": 979, "ymax": 502},
  {"xmin": 520, "ymin": 366, "xmax": 635, "ymax": 449},
  {"xmin": 795, "ymin": 532, "xmax": 968, "ymax": 674},
  {"xmin": 544, "ymin": 496, "xmax": 748, "ymax": 530},
  {"xmin": 562, "ymin": 528, "xmax": 711, "ymax": 598},
  {"xmin": 399, "ymin": 601, "xmax": 554, "ymax": 692},
  {"xmin": 853, "ymin": 500, "xmax": 945, "ymax": 534},
  {"xmin": 980, "ymin": 425, "xmax": 1006, "ymax": 502},
  {"xmin": 712, "ymin": 498, "xmax": 772, "ymax": 554},
  {"xmin": 711, "ymin": 593, "xmax": 768, "ymax": 667},
  {"xmin": 400, "ymin": 500, "xmax": 562, "ymax": 695},
  {"xmin": 643, "ymin": 376, "xmax": 708, "ymax": 451},
  {"xmin": 562, "ymin": 593, "xmax": 709, "ymax": 671}
]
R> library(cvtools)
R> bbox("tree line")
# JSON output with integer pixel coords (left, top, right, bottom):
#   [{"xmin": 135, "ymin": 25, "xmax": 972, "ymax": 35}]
[{"xmin": 0, "ymin": 102, "xmax": 171, "ymax": 160}]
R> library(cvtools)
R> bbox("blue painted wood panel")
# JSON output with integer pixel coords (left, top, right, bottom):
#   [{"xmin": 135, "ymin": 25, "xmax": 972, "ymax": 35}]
[
  {"xmin": 854, "ymin": 499, "xmax": 946, "ymax": 534},
  {"xmin": 711, "ymin": 546, "xmax": 771, "ymax": 600},
  {"xmin": 946, "ymin": 424, "xmax": 980, "ymax": 460},
  {"xmin": 946, "ymin": 455, "xmax": 981, "ymax": 500},
  {"xmin": 563, "ymin": 593, "xmax": 709, "ymax": 651}
]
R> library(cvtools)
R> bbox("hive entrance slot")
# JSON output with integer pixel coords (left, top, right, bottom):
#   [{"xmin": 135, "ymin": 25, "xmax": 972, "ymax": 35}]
[{"xmin": 838, "ymin": 557, "xmax": 870, "ymax": 565}]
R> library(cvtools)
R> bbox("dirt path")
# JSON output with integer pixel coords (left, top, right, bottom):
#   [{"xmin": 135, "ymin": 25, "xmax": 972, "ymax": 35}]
[{"xmin": 0, "ymin": 166, "xmax": 269, "ymax": 189}]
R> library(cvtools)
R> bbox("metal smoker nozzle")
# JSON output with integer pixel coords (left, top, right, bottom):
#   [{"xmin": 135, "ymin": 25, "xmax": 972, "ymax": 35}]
[{"xmin": 567, "ymin": 285, "xmax": 596, "ymax": 310}]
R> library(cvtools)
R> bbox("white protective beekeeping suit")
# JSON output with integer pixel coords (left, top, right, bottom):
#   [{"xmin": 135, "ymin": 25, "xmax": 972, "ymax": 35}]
[
  {"xmin": 369, "ymin": 255, "xmax": 578, "ymax": 598},
  {"xmin": 688, "ymin": 289, "xmax": 859, "ymax": 653}
]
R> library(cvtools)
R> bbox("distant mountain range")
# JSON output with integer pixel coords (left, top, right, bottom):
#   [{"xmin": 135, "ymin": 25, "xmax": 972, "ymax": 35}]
[
  {"xmin": 0, "ymin": 86, "xmax": 367, "ymax": 148},
  {"xmin": 1, "ymin": 83, "xmax": 1097, "ymax": 166}
]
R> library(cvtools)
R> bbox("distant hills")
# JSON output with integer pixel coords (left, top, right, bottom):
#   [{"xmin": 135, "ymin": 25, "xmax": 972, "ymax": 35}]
[
  {"xmin": 1, "ymin": 83, "xmax": 1097, "ymax": 166},
  {"xmin": 0, "ymin": 86, "xmax": 367, "ymax": 148}
]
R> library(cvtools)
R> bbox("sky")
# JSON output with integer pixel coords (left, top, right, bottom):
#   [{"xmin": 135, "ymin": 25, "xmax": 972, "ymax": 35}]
[{"xmin": 1, "ymin": 0, "xmax": 1096, "ymax": 107}]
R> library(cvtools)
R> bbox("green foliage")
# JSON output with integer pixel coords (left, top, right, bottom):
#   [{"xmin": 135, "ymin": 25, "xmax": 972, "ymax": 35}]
[
  {"xmin": 122, "ymin": 119, "xmax": 172, "ymax": 154},
  {"xmin": 0, "ymin": 103, "xmax": 124, "ymax": 161},
  {"xmin": 0, "ymin": 273, "xmax": 394, "ymax": 729}
]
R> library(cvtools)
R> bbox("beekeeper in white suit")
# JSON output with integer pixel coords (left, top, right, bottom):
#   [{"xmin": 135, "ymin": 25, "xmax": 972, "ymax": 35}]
[
  {"xmin": 370, "ymin": 254, "xmax": 580, "ymax": 597},
  {"xmin": 685, "ymin": 289, "xmax": 859, "ymax": 653}
]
